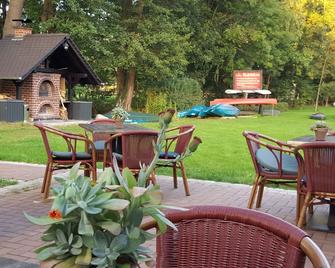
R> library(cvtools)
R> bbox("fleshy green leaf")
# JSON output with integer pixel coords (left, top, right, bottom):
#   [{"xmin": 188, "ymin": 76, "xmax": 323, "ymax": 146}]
[
  {"xmin": 56, "ymin": 229, "xmax": 67, "ymax": 244},
  {"xmin": 97, "ymin": 221, "xmax": 121, "ymax": 235},
  {"xmin": 75, "ymin": 247, "xmax": 92, "ymax": 265},
  {"xmin": 131, "ymin": 187, "xmax": 147, "ymax": 198},
  {"xmin": 69, "ymin": 163, "xmax": 81, "ymax": 180},
  {"xmin": 36, "ymin": 246, "xmax": 57, "ymax": 261},
  {"xmin": 24, "ymin": 213, "xmax": 72, "ymax": 225},
  {"xmin": 78, "ymin": 211, "xmax": 93, "ymax": 236},
  {"xmin": 101, "ymin": 199, "xmax": 130, "ymax": 211},
  {"xmin": 122, "ymin": 168, "xmax": 137, "ymax": 189}
]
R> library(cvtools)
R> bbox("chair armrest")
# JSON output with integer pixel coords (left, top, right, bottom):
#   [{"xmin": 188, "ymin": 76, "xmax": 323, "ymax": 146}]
[{"xmin": 103, "ymin": 133, "xmax": 122, "ymax": 167}]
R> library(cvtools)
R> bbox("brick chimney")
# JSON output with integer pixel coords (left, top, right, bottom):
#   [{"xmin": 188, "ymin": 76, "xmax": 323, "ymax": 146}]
[{"xmin": 14, "ymin": 27, "xmax": 32, "ymax": 38}]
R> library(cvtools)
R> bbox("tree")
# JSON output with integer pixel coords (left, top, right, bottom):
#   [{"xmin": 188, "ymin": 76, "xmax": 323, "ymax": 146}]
[{"xmin": 2, "ymin": 0, "xmax": 25, "ymax": 37}]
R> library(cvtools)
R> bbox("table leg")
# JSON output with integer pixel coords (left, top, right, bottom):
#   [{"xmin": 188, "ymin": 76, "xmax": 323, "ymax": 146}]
[
  {"xmin": 307, "ymin": 199, "xmax": 335, "ymax": 232},
  {"xmin": 327, "ymin": 200, "xmax": 335, "ymax": 229}
]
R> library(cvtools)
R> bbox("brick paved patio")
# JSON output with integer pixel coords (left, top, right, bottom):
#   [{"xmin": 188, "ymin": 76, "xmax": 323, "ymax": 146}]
[{"xmin": 0, "ymin": 163, "xmax": 334, "ymax": 267}]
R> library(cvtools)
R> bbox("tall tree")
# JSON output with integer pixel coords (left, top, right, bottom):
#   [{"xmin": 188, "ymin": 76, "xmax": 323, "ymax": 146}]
[{"xmin": 2, "ymin": 0, "xmax": 25, "ymax": 37}]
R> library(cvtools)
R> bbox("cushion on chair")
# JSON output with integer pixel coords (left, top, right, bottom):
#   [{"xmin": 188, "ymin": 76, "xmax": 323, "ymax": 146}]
[
  {"xmin": 255, "ymin": 148, "xmax": 298, "ymax": 175},
  {"xmin": 159, "ymin": 151, "xmax": 180, "ymax": 159},
  {"xmin": 52, "ymin": 151, "xmax": 92, "ymax": 160},
  {"xmin": 93, "ymin": 140, "xmax": 105, "ymax": 151}
]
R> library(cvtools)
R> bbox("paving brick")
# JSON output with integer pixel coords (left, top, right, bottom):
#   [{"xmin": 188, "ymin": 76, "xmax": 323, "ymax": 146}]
[{"xmin": 0, "ymin": 166, "xmax": 334, "ymax": 267}]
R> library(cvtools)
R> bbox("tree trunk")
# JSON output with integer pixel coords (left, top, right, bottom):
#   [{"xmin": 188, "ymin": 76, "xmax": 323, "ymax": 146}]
[
  {"xmin": 266, "ymin": 74, "xmax": 271, "ymax": 90},
  {"xmin": 315, "ymin": 54, "xmax": 328, "ymax": 112},
  {"xmin": 115, "ymin": 68, "xmax": 126, "ymax": 106},
  {"xmin": 41, "ymin": 0, "xmax": 54, "ymax": 22},
  {"xmin": 2, "ymin": 0, "xmax": 25, "ymax": 37},
  {"xmin": 124, "ymin": 67, "xmax": 136, "ymax": 111}
]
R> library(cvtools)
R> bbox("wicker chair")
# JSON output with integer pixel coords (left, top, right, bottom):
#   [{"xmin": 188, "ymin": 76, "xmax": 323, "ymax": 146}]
[
  {"xmin": 294, "ymin": 142, "xmax": 335, "ymax": 228},
  {"xmin": 142, "ymin": 206, "xmax": 330, "ymax": 268},
  {"xmin": 157, "ymin": 125, "xmax": 195, "ymax": 196},
  {"xmin": 103, "ymin": 131, "xmax": 158, "ymax": 183},
  {"xmin": 87, "ymin": 119, "xmax": 119, "ymax": 162},
  {"xmin": 243, "ymin": 131, "xmax": 298, "ymax": 208},
  {"xmin": 35, "ymin": 124, "xmax": 97, "ymax": 199}
]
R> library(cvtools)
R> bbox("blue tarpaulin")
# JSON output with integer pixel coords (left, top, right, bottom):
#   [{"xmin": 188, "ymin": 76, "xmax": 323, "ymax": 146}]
[{"xmin": 178, "ymin": 104, "xmax": 240, "ymax": 118}]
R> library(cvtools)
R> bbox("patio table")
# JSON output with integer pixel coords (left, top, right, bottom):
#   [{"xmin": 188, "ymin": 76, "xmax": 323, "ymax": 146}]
[
  {"xmin": 79, "ymin": 123, "xmax": 154, "ymax": 135},
  {"xmin": 288, "ymin": 134, "xmax": 335, "ymax": 232}
]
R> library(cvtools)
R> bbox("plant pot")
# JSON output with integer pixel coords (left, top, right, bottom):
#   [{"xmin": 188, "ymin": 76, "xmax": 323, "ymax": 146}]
[{"xmin": 314, "ymin": 128, "xmax": 328, "ymax": 141}]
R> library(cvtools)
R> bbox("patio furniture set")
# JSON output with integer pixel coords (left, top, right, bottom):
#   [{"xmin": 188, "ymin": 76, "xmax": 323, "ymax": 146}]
[
  {"xmin": 32, "ymin": 120, "xmax": 333, "ymax": 267},
  {"xmin": 243, "ymin": 130, "xmax": 335, "ymax": 233},
  {"xmin": 35, "ymin": 119, "xmax": 195, "ymax": 199}
]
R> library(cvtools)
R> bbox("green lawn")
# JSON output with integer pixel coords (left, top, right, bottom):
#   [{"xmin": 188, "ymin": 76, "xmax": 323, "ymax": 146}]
[{"xmin": 0, "ymin": 106, "xmax": 334, "ymax": 185}]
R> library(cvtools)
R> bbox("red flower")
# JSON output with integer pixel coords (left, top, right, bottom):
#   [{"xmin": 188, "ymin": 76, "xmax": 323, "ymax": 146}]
[{"xmin": 48, "ymin": 209, "xmax": 62, "ymax": 220}]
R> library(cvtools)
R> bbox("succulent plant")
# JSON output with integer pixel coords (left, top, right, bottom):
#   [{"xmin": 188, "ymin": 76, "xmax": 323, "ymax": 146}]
[
  {"xmin": 24, "ymin": 109, "xmax": 201, "ymax": 268},
  {"xmin": 310, "ymin": 120, "xmax": 329, "ymax": 131},
  {"xmin": 110, "ymin": 106, "xmax": 129, "ymax": 121}
]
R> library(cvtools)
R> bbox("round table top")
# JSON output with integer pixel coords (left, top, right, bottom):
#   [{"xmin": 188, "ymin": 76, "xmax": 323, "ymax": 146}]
[{"xmin": 287, "ymin": 134, "xmax": 335, "ymax": 146}]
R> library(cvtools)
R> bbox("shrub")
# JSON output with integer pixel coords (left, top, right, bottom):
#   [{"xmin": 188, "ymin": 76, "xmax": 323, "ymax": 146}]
[
  {"xmin": 74, "ymin": 85, "xmax": 116, "ymax": 116},
  {"xmin": 162, "ymin": 78, "xmax": 204, "ymax": 111},
  {"xmin": 145, "ymin": 91, "xmax": 173, "ymax": 115}
]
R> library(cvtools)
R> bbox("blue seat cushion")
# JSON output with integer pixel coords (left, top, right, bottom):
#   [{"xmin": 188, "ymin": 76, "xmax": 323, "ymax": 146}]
[
  {"xmin": 159, "ymin": 151, "xmax": 180, "ymax": 159},
  {"xmin": 52, "ymin": 151, "xmax": 92, "ymax": 160},
  {"xmin": 255, "ymin": 148, "xmax": 298, "ymax": 175}
]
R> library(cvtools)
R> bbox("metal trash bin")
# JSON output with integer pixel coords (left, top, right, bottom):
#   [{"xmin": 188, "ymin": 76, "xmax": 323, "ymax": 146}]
[
  {"xmin": 68, "ymin": 101, "xmax": 92, "ymax": 120},
  {"xmin": 0, "ymin": 100, "xmax": 24, "ymax": 122}
]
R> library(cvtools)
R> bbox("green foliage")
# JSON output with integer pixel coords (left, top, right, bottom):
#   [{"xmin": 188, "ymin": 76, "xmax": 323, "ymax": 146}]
[
  {"xmin": 161, "ymin": 78, "xmax": 203, "ymax": 110},
  {"xmin": 74, "ymin": 86, "xmax": 116, "ymax": 116},
  {"xmin": 144, "ymin": 91, "xmax": 170, "ymax": 115}
]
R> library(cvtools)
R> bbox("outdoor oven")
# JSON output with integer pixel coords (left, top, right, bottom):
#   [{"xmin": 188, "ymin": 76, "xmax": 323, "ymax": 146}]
[{"xmin": 0, "ymin": 31, "xmax": 101, "ymax": 122}]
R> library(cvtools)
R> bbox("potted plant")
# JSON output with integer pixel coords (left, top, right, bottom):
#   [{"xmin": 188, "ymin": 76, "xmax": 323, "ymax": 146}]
[
  {"xmin": 310, "ymin": 121, "xmax": 329, "ymax": 141},
  {"xmin": 110, "ymin": 106, "xmax": 130, "ymax": 127},
  {"xmin": 25, "ymin": 109, "xmax": 201, "ymax": 268}
]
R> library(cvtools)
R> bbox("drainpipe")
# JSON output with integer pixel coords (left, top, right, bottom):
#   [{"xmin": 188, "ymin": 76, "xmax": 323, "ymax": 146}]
[{"xmin": 13, "ymin": 80, "xmax": 22, "ymax": 100}]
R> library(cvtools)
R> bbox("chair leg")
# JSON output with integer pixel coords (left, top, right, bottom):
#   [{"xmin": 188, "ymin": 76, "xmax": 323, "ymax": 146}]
[
  {"xmin": 180, "ymin": 162, "xmax": 190, "ymax": 196},
  {"xmin": 43, "ymin": 166, "xmax": 53, "ymax": 199},
  {"xmin": 173, "ymin": 163, "xmax": 178, "ymax": 189},
  {"xmin": 255, "ymin": 179, "xmax": 265, "ymax": 208},
  {"xmin": 247, "ymin": 175, "xmax": 260, "ymax": 209},
  {"xmin": 91, "ymin": 162, "xmax": 97, "ymax": 183},
  {"xmin": 296, "ymin": 192, "xmax": 305, "ymax": 224},
  {"xmin": 84, "ymin": 163, "xmax": 90, "ymax": 177},
  {"xmin": 41, "ymin": 162, "xmax": 50, "ymax": 193},
  {"xmin": 297, "ymin": 192, "xmax": 312, "ymax": 228},
  {"xmin": 308, "ymin": 203, "xmax": 314, "ymax": 215}
]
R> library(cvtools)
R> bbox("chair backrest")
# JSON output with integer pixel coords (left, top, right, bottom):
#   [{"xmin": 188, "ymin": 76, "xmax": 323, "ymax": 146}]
[
  {"xmin": 295, "ymin": 142, "xmax": 335, "ymax": 193},
  {"xmin": 174, "ymin": 125, "xmax": 195, "ymax": 155},
  {"xmin": 90, "ymin": 119, "xmax": 117, "ymax": 142},
  {"xmin": 243, "ymin": 130, "xmax": 262, "ymax": 174},
  {"xmin": 120, "ymin": 131, "xmax": 158, "ymax": 169},
  {"xmin": 142, "ymin": 206, "xmax": 329, "ymax": 268}
]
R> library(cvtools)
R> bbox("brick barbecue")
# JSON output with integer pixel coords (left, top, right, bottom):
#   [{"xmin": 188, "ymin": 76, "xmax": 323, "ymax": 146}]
[{"xmin": 0, "ymin": 28, "xmax": 101, "ymax": 121}]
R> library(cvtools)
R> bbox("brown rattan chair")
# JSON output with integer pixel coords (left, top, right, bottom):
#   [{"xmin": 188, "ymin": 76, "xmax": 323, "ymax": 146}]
[
  {"xmin": 142, "ymin": 206, "xmax": 330, "ymax": 268},
  {"xmin": 87, "ymin": 119, "xmax": 119, "ymax": 162},
  {"xmin": 35, "ymin": 124, "xmax": 97, "ymax": 199},
  {"xmin": 243, "ymin": 131, "xmax": 298, "ymax": 208},
  {"xmin": 103, "ymin": 130, "xmax": 158, "ymax": 183},
  {"xmin": 294, "ymin": 142, "xmax": 335, "ymax": 228},
  {"xmin": 157, "ymin": 125, "xmax": 195, "ymax": 196}
]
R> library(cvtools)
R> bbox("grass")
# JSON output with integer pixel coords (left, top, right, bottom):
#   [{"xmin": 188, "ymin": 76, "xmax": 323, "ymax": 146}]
[
  {"xmin": 0, "ymin": 178, "xmax": 18, "ymax": 188},
  {"xmin": 0, "ymin": 106, "xmax": 334, "ymax": 185}
]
